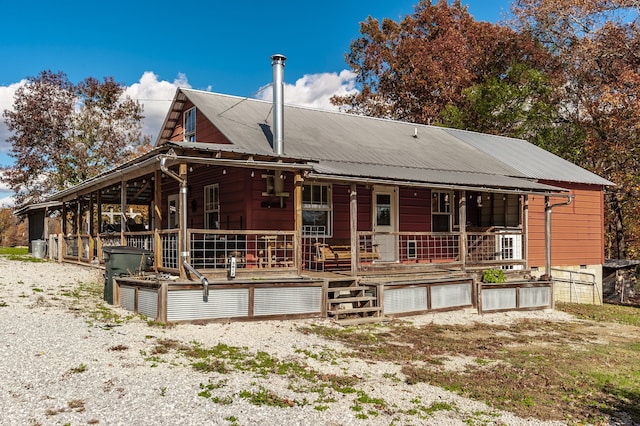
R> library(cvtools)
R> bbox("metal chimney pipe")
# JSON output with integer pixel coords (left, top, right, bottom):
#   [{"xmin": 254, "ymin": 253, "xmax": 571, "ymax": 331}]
[{"xmin": 271, "ymin": 54, "xmax": 286, "ymax": 155}]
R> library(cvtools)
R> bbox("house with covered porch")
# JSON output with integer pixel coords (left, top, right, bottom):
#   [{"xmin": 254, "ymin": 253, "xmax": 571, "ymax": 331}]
[{"xmin": 42, "ymin": 56, "xmax": 611, "ymax": 324}]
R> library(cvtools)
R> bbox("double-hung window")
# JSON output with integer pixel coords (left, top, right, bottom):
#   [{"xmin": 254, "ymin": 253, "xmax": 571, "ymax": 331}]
[
  {"xmin": 204, "ymin": 184, "xmax": 220, "ymax": 229},
  {"xmin": 431, "ymin": 191, "xmax": 452, "ymax": 232},
  {"xmin": 184, "ymin": 107, "xmax": 196, "ymax": 142},
  {"xmin": 302, "ymin": 184, "xmax": 331, "ymax": 236}
]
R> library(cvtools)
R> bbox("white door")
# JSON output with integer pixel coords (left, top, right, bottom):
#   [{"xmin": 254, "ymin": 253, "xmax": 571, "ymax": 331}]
[{"xmin": 372, "ymin": 186, "xmax": 398, "ymax": 262}]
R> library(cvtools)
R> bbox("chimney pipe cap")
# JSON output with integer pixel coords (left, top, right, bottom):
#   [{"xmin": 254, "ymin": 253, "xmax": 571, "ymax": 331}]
[{"xmin": 271, "ymin": 54, "xmax": 287, "ymax": 64}]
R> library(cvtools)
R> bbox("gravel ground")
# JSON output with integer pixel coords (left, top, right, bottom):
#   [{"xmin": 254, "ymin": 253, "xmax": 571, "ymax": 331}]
[{"xmin": 0, "ymin": 258, "xmax": 576, "ymax": 426}]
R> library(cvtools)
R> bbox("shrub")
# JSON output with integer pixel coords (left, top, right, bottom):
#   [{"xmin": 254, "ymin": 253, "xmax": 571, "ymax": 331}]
[{"xmin": 482, "ymin": 268, "xmax": 506, "ymax": 283}]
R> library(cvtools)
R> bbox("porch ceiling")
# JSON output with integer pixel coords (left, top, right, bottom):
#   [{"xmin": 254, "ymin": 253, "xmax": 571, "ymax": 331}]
[{"xmin": 97, "ymin": 178, "xmax": 154, "ymax": 204}]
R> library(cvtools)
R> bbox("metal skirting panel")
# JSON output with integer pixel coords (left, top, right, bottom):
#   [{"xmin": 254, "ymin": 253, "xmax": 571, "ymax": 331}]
[
  {"xmin": 431, "ymin": 283, "xmax": 472, "ymax": 310},
  {"xmin": 482, "ymin": 287, "xmax": 517, "ymax": 311},
  {"xmin": 138, "ymin": 288, "xmax": 158, "ymax": 319},
  {"xmin": 120, "ymin": 287, "xmax": 136, "ymax": 312},
  {"xmin": 254, "ymin": 287, "xmax": 322, "ymax": 316},
  {"xmin": 384, "ymin": 287, "xmax": 427, "ymax": 314},
  {"xmin": 167, "ymin": 288, "xmax": 249, "ymax": 322},
  {"xmin": 519, "ymin": 286, "xmax": 551, "ymax": 308}
]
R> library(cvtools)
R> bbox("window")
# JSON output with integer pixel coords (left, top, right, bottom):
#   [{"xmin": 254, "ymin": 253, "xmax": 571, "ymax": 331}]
[
  {"xmin": 431, "ymin": 191, "xmax": 452, "ymax": 232},
  {"xmin": 302, "ymin": 184, "xmax": 331, "ymax": 236},
  {"xmin": 375, "ymin": 194, "xmax": 392, "ymax": 226},
  {"xmin": 184, "ymin": 107, "xmax": 196, "ymax": 142},
  {"xmin": 204, "ymin": 184, "xmax": 220, "ymax": 229}
]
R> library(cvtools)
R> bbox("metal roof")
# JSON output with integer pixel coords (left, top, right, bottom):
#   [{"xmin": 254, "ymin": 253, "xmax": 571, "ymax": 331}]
[
  {"xmin": 175, "ymin": 89, "xmax": 611, "ymax": 190},
  {"xmin": 443, "ymin": 128, "xmax": 613, "ymax": 186}
]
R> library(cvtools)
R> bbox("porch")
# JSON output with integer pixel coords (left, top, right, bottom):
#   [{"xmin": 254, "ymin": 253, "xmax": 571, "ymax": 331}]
[
  {"xmin": 45, "ymin": 226, "xmax": 553, "ymax": 324},
  {"xmin": 49, "ymin": 226, "xmax": 526, "ymax": 277}
]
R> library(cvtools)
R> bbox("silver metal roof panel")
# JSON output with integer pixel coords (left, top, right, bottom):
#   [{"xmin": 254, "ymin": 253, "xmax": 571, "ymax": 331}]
[{"xmin": 171, "ymin": 89, "xmax": 612, "ymax": 189}]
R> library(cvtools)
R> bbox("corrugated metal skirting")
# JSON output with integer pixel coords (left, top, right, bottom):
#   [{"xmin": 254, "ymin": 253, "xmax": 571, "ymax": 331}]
[
  {"xmin": 254, "ymin": 287, "xmax": 322, "ymax": 316},
  {"xmin": 384, "ymin": 287, "xmax": 427, "ymax": 314},
  {"xmin": 120, "ymin": 287, "xmax": 136, "ymax": 312},
  {"xmin": 482, "ymin": 287, "xmax": 517, "ymax": 311},
  {"xmin": 519, "ymin": 286, "xmax": 550, "ymax": 308},
  {"xmin": 138, "ymin": 288, "xmax": 158, "ymax": 319},
  {"xmin": 431, "ymin": 283, "xmax": 472, "ymax": 310},
  {"xmin": 168, "ymin": 288, "xmax": 249, "ymax": 322}
]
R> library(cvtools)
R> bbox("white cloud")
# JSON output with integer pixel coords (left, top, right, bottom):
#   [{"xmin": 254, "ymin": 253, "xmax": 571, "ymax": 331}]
[
  {"xmin": 0, "ymin": 80, "xmax": 27, "ymax": 155},
  {"xmin": 0, "ymin": 193, "xmax": 14, "ymax": 208},
  {"xmin": 124, "ymin": 72, "xmax": 192, "ymax": 140},
  {"xmin": 256, "ymin": 70, "xmax": 359, "ymax": 110}
]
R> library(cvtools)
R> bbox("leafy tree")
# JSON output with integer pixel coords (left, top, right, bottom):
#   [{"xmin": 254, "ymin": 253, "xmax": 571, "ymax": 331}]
[
  {"xmin": 332, "ymin": 0, "xmax": 550, "ymax": 125},
  {"xmin": 0, "ymin": 208, "xmax": 26, "ymax": 247},
  {"xmin": 2, "ymin": 71, "xmax": 151, "ymax": 205},
  {"xmin": 511, "ymin": 0, "xmax": 640, "ymax": 258}
]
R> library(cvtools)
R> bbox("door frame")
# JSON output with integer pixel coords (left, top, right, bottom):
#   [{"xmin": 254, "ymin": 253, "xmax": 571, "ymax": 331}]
[{"xmin": 372, "ymin": 185, "xmax": 399, "ymax": 262}]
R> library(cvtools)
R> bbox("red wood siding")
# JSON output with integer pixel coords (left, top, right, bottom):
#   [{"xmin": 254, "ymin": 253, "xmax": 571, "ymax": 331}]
[
  {"xmin": 528, "ymin": 182, "xmax": 605, "ymax": 267},
  {"xmin": 399, "ymin": 188, "xmax": 430, "ymax": 232},
  {"xmin": 168, "ymin": 100, "xmax": 231, "ymax": 144},
  {"xmin": 246, "ymin": 171, "xmax": 294, "ymax": 231},
  {"xmin": 331, "ymin": 185, "xmax": 372, "ymax": 239}
]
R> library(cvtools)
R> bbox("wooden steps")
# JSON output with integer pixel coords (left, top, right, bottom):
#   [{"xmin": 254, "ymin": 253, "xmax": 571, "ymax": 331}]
[{"xmin": 326, "ymin": 278, "xmax": 383, "ymax": 325}]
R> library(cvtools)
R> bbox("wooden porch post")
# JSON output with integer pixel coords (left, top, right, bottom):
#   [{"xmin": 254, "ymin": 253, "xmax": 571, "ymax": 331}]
[
  {"xmin": 76, "ymin": 200, "xmax": 82, "ymax": 260},
  {"xmin": 294, "ymin": 172, "xmax": 303, "ymax": 274},
  {"xmin": 120, "ymin": 179, "xmax": 126, "ymax": 245},
  {"xmin": 350, "ymin": 184, "xmax": 358, "ymax": 276},
  {"xmin": 153, "ymin": 170, "xmax": 162, "ymax": 273},
  {"xmin": 88, "ymin": 193, "xmax": 94, "ymax": 236},
  {"xmin": 459, "ymin": 190, "xmax": 466, "ymax": 271},
  {"xmin": 61, "ymin": 203, "xmax": 67, "ymax": 235},
  {"xmin": 97, "ymin": 190, "xmax": 102, "ymax": 236}
]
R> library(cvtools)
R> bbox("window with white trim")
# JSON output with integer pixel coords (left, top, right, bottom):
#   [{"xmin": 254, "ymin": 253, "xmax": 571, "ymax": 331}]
[
  {"xmin": 431, "ymin": 191, "xmax": 452, "ymax": 232},
  {"xmin": 184, "ymin": 107, "xmax": 196, "ymax": 142},
  {"xmin": 204, "ymin": 184, "xmax": 220, "ymax": 229},
  {"xmin": 302, "ymin": 183, "xmax": 331, "ymax": 236}
]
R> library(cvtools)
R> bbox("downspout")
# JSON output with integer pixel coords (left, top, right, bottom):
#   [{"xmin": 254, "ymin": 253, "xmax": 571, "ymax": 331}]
[
  {"xmin": 544, "ymin": 194, "xmax": 574, "ymax": 279},
  {"xmin": 159, "ymin": 156, "xmax": 209, "ymax": 300}
]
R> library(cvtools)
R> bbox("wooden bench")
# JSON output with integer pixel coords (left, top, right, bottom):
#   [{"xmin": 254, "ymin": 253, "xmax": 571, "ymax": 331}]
[{"xmin": 314, "ymin": 242, "xmax": 379, "ymax": 268}]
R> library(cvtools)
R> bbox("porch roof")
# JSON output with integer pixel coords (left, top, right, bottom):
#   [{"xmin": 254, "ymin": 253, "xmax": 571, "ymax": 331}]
[
  {"xmin": 308, "ymin": 161, "xmax": 564, "ymax": 193},
  {"xmin": 168, "ymin": 89, "xmax": 612, "ymax": 188}
]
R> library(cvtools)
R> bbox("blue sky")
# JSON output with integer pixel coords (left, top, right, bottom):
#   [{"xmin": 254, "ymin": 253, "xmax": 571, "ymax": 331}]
[{"xmin": 0, "ymin": 0, "xmax": 511, "ymax": 206}]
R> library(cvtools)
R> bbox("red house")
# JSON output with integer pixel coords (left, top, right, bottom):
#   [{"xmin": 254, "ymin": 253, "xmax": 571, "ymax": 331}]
[{"xmin": 43, "ymin": 56, "xmax": 612, "ymax": 323}]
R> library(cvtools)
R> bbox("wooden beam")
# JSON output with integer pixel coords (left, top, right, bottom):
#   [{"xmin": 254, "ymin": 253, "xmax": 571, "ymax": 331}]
[
  {"xmin": 350, "ymin": 184, "xmax": 358, "ymax": 276},
  {"xmin": 459, "ymin": 190, "xmax": 466, "ymax": 272},
  {"xmin": 294, "ymin": 172, "xmax": 303, "ymax": 274}
]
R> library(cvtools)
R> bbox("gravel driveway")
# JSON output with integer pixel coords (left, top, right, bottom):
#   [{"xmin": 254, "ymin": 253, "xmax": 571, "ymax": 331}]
[{"xmin": 0, "ymin": 258, "xmax": 569, "ymax": 425}]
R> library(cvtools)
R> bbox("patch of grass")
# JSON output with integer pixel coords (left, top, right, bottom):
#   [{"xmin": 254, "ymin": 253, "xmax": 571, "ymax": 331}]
[
  {"xmin": 303, "ymin": 314, "xmax": 640, "ymax": 424},
  {"xmin": 557, "ymin": 302, "xmax": 640, "ymax": 327},
  {"xmin": 0, "ymin": 247, "xmax": 28, "ymax": 256},
  {"xmin": 239, "ymin": 386, "xmax": 295, "ymax": 407},
  {"xmin": 0, "ymin": 246, "xmax": 47, "ymax": 262},
  {"xmin": 224, "ymin": 415, "xmax": 239, "ymax": 426},
  {"xmin": 67, "ymin": 363, "xmax": 87, "ymax": 375}
]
